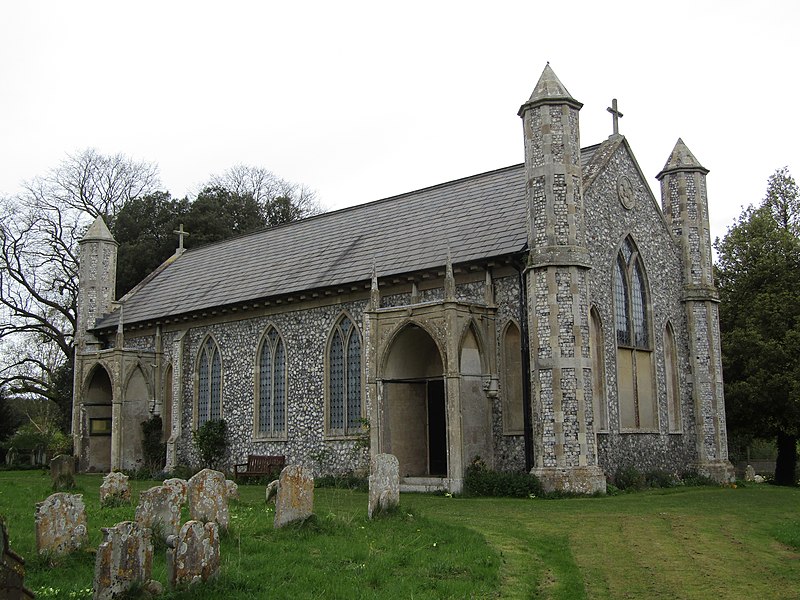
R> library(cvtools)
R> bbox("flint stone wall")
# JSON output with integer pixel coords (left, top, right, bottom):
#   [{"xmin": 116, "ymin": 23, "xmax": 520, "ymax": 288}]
[{"xmin": 35, "ymin": 493, "xmax": 87, "ymax": 555}]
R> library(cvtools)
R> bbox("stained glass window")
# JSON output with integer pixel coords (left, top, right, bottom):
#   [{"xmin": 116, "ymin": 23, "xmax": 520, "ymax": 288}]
[
  {"xmin": 328, "ymin": 314, "xmax": 362, "ymax": 435},
  {"xmin": 258, "ymin": 327, "xmax": 286, "ymax": 437},
  {"xmin": 614, "ymin": 237, "xmax": 650, "ymax": 350}
]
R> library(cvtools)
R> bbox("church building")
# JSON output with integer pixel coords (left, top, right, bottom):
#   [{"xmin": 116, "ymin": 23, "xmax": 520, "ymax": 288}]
[{"xmin": 71, "ymin": 65, "xmax": 735, "ymax": 493}]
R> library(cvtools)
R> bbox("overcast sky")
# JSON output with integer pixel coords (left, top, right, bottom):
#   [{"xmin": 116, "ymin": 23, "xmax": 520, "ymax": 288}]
[{"xmin": 2, "ymin": 1, "xmax": 798, "ymax": 246}]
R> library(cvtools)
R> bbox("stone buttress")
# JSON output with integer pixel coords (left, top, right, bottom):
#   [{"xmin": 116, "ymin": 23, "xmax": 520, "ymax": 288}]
[
  {"xmin": 656, "ymin": 140, "xmax": 735, "ymax": 482},
  {"xmin": 518, "ymin": 65, "xmax": 605, "ymax": 493}
]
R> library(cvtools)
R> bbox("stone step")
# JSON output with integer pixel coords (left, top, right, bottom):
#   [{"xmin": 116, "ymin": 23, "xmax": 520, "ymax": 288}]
[{"xmin": 399, "ymin": 477, "xmax": 447, "ymax": 493}]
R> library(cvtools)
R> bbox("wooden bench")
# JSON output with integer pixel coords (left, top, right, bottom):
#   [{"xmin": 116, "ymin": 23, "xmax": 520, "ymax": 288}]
[{"xmin": 233, "ymin": 454, "xmax": 286, "ymax": 482}]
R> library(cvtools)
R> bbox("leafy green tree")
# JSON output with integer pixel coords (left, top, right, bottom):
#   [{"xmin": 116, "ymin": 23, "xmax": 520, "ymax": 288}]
[
  {"xmin": 716, "ymin": 167, "xmax": 800, "ymax": 485},
  {"xmin": 113, "ymin": 192, "xmax": 190, "ymax": 297},
  {"xmin": 182, "ymin": 186, "xmax": 267, "ymax": 249}
]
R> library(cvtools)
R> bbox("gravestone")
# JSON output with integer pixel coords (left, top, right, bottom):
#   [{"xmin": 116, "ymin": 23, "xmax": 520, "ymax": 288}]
[
  {"xmin": 274, "ymin": 465, "xmax": 314, "ymax": 528},
  {"xmin": 163, "ymin": 478, "xmax": 189, "ymax": 504},
  {"xmin": 744, "ymin": 465, "xmax": 756, "ymax": 482},
  {"xmin": 187, "ymin": 469, "xmax": 229, "ymax": 530},
  {"xmin": 134, "ymin": 483, "xmax": 186, "ymax": 542},
  {"xmin": 50, "ymin": 454, "xmax": 75, "ymax": 491},
  {"xmin": 265, "ymin": 480, "xmax": 279, "ymax": 504},
  {"xmin": 34, "ymin": 493, "xmax": 88, "ymax": 555},
  {"xmin": 368, "ymin": 453, "xmax": 400, "ymax": 519},
  {"xmin": 99, "ymin": 472, "xmax": 130, "ymax": 507},
  {"xmin": 1, "ymin": 521, "xmax": 34, "ymax": 599},
  {"xmin": 225, "ymin": 479, "xmax": 239, "ymax": 501},
  {"xmin": 166, "ymin": 520, "xmax": 220, "ymax": 588},
  {"xmin": 93, "ymin": 521, "xmax": 155, "ymax": 600}
]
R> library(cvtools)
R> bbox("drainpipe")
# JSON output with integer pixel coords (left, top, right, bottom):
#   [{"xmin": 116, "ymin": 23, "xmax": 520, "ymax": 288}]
[{"xmin": 513, "ymin": 256, "xmax": 534, "ymax": 471}]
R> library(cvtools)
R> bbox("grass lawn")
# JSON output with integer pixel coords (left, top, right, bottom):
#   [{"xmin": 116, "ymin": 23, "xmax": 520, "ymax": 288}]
[{"xmin": 0, "ymin": 471, "xmax": 798, "ymax": 599}]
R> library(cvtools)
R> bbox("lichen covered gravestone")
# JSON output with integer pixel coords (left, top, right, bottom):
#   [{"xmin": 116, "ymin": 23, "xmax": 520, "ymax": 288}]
[
  {"xmin": 99, "ymin": 472, "xmax": 130, "ymax": 507},
  {"xmin": 93, "ymin": 521, "xmax": 156, "ymax": 600},
  {"xmin": 166, "ymin": 520, "xmax": 220, "ymax": 588},
  {"xmin": 225, "ymin": 479, "xmax": 239, "ymax": 501},
  {"xmin": 265, "ymin": 480, "xmax": 279, "ymax": 504},
  {"xmin": 134, "ymin": 482, "xmax": 186, "ymax": 542},
  {"xmin": 34, "ymin": 493, "xmax": 88, "ymax": 555},
  {"xmin": 368, "ymin": 453, "xmax": 399, "ymax": 519},
  {"xmin": 187, "ymin": 469, "xmax": 229, "ymax": 530},
  {"xmin": 50, "ymin": 455, "xmax": 76, "ymax": 491},
  {"xmin": 274, "ymin": 465, "xmax": 314, "ymax": 528}
]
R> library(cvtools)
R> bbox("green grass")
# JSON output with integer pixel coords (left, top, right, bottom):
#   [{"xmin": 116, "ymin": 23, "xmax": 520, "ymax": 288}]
[{"xmin": 1, "ymin": 472, "xmax": 799, "ymax": 599}]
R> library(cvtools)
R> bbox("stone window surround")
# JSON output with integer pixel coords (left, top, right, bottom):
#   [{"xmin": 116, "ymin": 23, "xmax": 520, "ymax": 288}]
[
  {"xmin": 325, "ymin": 310, "xmax": 365, "ymax": 440},
  {"xmin": 589, "ymin": 306, "xmax": 609, "ymax": 433},
  {"xmin": 193, "ymin": 335, "xmax": 224, "ymax": 430},
  {"xmin": 613, "ymin": 235, "xmax": 660, "ymax": 434},
  {"xmin": 663, "ymin": 321, "xmax": 683, "ymax": 434},
  {"xmin": 253, "ymin": 323, "xmax": 288, "ymax": 441}
]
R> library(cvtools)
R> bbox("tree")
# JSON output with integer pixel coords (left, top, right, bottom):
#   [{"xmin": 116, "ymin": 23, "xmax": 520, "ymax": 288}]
[
  {"xmin": 182, "ymin": 185, "xmax": 267, "ymax": 248},
  {"xmin": 206, "ymin": 165, "xmax": 321, "ymax": 226},
  {"xmin": 113, "ymin": 192, "xmax": 190, "ymax": 298},
  {"xmin": 716, "ymin": 167, "xmax": 800, "ymax": 485},
  {"xmin": 0, "ymin": 149, "xmax": 160, "ymax": 425}
]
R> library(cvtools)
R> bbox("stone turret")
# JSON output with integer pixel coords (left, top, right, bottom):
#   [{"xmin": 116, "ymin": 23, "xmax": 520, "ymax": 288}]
[
  {"xmin": 519, "ymin": 65, "xmax": 605, "ymax": 493},
  {"xmin": 76, "ymin": 217, "xmax": 118, "ymax": 352},
  {"xmin": 657, "ymin": 141, "xmax": 735, "ymax": 482}
]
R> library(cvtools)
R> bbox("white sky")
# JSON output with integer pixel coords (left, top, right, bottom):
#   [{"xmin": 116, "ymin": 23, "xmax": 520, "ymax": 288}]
[{"xmin": 1, "ymin": 1, "xmax": 798, "ymax": 246}]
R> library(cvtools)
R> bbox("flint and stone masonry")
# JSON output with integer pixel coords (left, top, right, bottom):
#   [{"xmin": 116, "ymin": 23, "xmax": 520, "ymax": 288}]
[{"xmin": 72, "ymin": 64, "xmax": 734, "ymax": 492}]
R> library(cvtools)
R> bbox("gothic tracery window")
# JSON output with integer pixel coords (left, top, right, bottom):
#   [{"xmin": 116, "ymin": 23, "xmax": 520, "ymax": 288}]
[
  {"xmin": 196, "ymin": 337, "xmax": 222, "ymax": 427},
  {"xmin": 327, "ymin": 314, "xmax": 362, "ymax": 435},
  {"xmin": 256, "ymin": 326, "xmax": 287, "ymax": 438},
  {"xmin": 614, "ymin": 237, "xmax": 656, "ymax": 430}
]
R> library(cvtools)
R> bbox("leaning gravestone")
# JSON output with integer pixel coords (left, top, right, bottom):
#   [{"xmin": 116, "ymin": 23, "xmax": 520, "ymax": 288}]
[
  {"xmin": 187, "ymin": 469, "xmax": 229, "ymax": 530},
  {"xmin": 274, "ymin": 465, "xmax": 314, "ymax": 528},
  {"xmin": 93, "ymin": 521, "xmax": 157, "ymax": 600},
  {"xmin": 368, "ymin": 453, "xmax": 400, "ymax": 519},
  {"xmin": 99, "ymin": 472, "xmax": 131, "ymax": 507},
  {"xmin": 166, "ymin": 520, "xmax": 220, "ymax": 588},
  {"xmin": 35, "ymin": 493, "xmax": 88, "ymax": 555},
  {"xmin": 50, "ymin": 455, "xmax": 75, "ymax": 491},
  {"xmin": 134, "ymin": 482, "xmax": 186, "ymax": 542},
  {"xmin": 1, "ymin": 521, "xmax": 35, "ymax": 599}
]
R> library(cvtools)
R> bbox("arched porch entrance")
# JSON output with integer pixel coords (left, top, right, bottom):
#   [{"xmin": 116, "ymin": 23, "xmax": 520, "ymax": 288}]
[
  {"xmin": 84, "ymin": 366, "xmax": 113, "ymax": 472},
  {"xmin": 381, "ymin": 324, "xmax": 447, "ymax": 478}
]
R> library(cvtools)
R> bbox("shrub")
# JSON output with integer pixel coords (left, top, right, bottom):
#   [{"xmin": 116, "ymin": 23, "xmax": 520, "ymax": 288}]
[
  {"xmin": 141, "ymin": 415, "xmax": 166, "ymax": 476},
  {"xmin": 644, "ymin": 470, "xmax": 679, "ymax": 489},
  {"xmin": 463, "ymin": 456, "xmax": 542, "ymax": 498},
  {"xmin": 680, "ymin": 470, "xmax": 716, "ymax": 487},
  {"xmin": 192, "ymin": 420, "xmax": 228, "ymax": 469},
  {"xmin": 614, "ymin": 465, "xmax": 646, "ymax": 491}
]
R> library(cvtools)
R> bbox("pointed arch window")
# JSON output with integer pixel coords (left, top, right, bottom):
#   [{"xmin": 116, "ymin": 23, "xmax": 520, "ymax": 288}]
[
  {"xmin": 327, "ymin": 314, "xmax": 362, "ymax": 436},
  {"xmin": 197, "ymin": 338, "xmax": 222, "ymax": 427},
  {"xmin": 256, "ymin": 326, "xmax": 287, "ymax": 438},
  {"xmin": 614, "ymin": 237, "xmax": 656, "ymax": 430}
]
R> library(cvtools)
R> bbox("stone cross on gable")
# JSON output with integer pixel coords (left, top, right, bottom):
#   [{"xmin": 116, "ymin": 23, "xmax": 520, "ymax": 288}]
[
  {"xmin": 173, "ymin": 224, "xmax": 190, "ymax": 254},
  {"xmin": 607, "ymin": 98, "xmax": 623, "ymax": 135}
]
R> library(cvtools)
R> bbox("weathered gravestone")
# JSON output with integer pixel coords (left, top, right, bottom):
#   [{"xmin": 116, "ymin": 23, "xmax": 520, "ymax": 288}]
[
  {"xmin": 368, "ymin": 453, "xmax": 400, "ymax": 519},
  {"xmin": 134, "ymin": 482, "xmax": 186, "ymax": 542},
  {"xmin": 1, "ymin": 521, "xmax": 34, "ymax": 599},
  {"xmin": 187, "ymin": 469, "xmax": 229, "ymax": 530},
  {"xmin": 274, "ymin": 465, "xmax": 314, "ymax": 528},
  {"xmin": 265, "ymin": 479, "xmax": 279, "ymax": 504},
  {"xmin": 93, "ymin": 521, "xmax": 158, "ymax": 600},
  {"xmin": 35, "ymin": 493, "xmax": 88, "ymax": 555},
  {"xmin": 99, "ymin": 472, "xmax": 130, "ymax": 507},
  {"xmin": 166, "ymin": 520, "xmax": 220, "ymax": 588},
  {"xmin": 163, "ymin": 478, "xmax": 189, "ymax": 504},
  {"xmin": 50, "ymin": 454, "xmax": 76, "ymax": 491},
  {"xmin": 225, "ymin": 479, "xmax": 239, "ymax": 501},
  {"xmin": 745, "ymin": 465, "xmax": 756, "ymax": 482}
]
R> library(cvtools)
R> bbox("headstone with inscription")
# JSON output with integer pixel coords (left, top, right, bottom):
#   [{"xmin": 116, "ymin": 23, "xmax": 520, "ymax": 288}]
[
  {"xmin": 134, "ymin": 483, "xmax": 185, "ymax": 542},
  {"xmin": 93, "ymin": 521, "xmax": 154, "ymax": 600},
  {"xmin": 187, "ymin": 469, "xmax": 229, "ymax": 530}
]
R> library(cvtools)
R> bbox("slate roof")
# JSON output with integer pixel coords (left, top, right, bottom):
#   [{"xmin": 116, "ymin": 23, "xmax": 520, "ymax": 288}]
[{"xmin": 96, "ymin": 146, "xmax": 603, "ymax": 329}]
